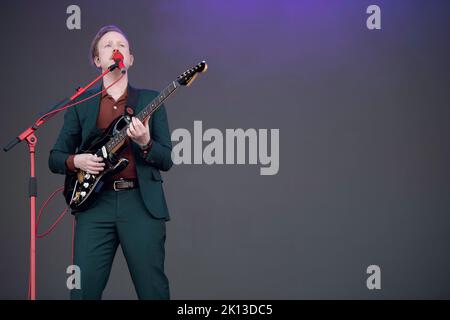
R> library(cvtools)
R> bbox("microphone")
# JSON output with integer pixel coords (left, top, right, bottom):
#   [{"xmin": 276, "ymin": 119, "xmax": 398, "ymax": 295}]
[{"xmin": 112, "ymin": 49, "xmax": 126, "ymax": 74}]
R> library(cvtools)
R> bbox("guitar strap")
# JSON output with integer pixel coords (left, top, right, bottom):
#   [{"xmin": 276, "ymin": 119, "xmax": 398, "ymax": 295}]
[{"xmin": 124, "ymin": 85, "xmax": 139, "ymax": 118}]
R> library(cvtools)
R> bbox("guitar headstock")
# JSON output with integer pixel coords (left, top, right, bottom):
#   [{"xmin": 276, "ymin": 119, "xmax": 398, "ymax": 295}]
[{"xmin": 177, "ymin": 61, "xmax": 208, "ymax": 86}]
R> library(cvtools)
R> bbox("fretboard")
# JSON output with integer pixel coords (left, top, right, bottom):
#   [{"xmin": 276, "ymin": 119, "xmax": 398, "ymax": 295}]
[{"xmin": 105, "ymin": 81, "xmax": 179, "ymax": 152}]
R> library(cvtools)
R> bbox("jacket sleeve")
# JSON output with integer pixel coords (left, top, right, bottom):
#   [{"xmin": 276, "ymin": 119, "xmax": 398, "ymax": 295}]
[
  {"xmin": 142, "ymin": 103, "xmax": 173, "ymax": 172},
  {"xmin": 48, "ymin": 107, "xmax": 82, "ymax": 175}
]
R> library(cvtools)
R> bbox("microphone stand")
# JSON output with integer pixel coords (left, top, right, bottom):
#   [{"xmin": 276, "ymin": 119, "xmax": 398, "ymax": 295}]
[{"xmin": 3, "ymin": 62, "xmax": 121, "ymax": 300}]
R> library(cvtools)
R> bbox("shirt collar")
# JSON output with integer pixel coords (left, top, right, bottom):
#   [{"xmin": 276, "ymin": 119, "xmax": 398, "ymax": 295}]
[{"xmin": 101, "ymin": 84, "xmax": 129, "ymax": 102}]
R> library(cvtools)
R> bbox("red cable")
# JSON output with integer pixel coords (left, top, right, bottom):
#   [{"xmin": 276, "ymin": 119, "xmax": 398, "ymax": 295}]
[{"xmin": 36, "ymin": 186, "xmax": 65, "ymax": 237}]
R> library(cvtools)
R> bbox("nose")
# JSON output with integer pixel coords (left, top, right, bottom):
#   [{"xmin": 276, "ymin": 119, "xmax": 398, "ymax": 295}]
[{"xmin": 111, "ymin": 49, "xmax": 121, "ymax": 59}]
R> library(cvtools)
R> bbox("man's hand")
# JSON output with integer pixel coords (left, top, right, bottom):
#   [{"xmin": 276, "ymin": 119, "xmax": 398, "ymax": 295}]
[
  {"xmin": 74, "ymin": 154, "xmax": 105, "ymax": 175},
  {"xmin": 127, "ymin": 116, "xmax": 151, "ymax": 147}
]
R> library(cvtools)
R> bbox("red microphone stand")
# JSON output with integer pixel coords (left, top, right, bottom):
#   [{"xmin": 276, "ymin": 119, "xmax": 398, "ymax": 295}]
[{"xmin": 3, "ymin": 55, "xmax": 123, "ymax": 300}]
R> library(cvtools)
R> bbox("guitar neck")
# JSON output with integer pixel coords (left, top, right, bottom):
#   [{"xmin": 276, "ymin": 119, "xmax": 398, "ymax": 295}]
[
  {"xmin": 136, "ymin": 81, "xmax": 180, "ymax": 124},
  {"xmin": 105, "ymin": 81, "xmax": 180, "ymax": 152}
]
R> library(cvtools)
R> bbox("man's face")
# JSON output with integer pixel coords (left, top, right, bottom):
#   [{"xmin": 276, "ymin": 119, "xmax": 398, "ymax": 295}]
[{"xmin": 94, "ymin": 31, "xmax": 134, "ymax": 72}]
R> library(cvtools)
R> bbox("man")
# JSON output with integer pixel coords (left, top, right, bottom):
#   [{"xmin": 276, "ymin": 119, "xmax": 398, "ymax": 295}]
[{"xmin": 48, "ymin": 25, "xmax": 173, "ymax": 300}]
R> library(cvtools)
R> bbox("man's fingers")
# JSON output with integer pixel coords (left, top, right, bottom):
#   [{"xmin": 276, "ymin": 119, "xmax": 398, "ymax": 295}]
[
  {"xmin": 129, "ymin": 122, "xmax": 137, "ymax": 135},
  {"xmin": 90, "ymin": 154, "xmax": 104, "ymax": 162},
  {"xmin": 127, "ymin": 127, "xmax": 133, "ymax": 137},
  {"xmin": 90, "ymin": 161, "xmax": 105, "ymax": 168},
  {"xmin": 87, "ymin": 165, "xmax": 103, "ymax": 174},
  {"xmin": 134, "ymin": 117, "xmax": 142, "ymax": 127},
  {"xmin": 133, "ymin": 117, "xmax": 144, "ymax": 130}
]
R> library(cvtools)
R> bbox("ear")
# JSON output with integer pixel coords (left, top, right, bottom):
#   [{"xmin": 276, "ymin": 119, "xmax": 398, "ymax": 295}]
[
  {"xmin": 94, "ymin": 56, "xmax": 101, "ymax": 68},
  {"xmin": 128, "ymin": 53, "xmax": 134, "ymax": 68}
]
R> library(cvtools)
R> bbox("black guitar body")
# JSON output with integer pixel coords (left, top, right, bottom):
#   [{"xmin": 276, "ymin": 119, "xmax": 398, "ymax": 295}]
[{"xmin": 63, "ymin": 114, "xmax": 131, "ymax": 212}]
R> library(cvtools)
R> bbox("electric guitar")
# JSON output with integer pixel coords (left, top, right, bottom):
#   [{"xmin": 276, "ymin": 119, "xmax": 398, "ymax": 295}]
[{"xmin": 63, "ymin": 61, "xmax": 208, "ymax": 211}]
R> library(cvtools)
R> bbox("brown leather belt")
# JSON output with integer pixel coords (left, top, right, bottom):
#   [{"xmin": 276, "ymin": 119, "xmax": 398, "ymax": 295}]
[{"xmin": 104, "ymin": 178, "xmax": 139, "ymax": 191}]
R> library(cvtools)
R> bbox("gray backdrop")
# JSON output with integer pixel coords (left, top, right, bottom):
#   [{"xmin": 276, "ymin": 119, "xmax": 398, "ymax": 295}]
[{"xmin": 1, "ymin": 0, "xmax": 449, "ymax": 299}]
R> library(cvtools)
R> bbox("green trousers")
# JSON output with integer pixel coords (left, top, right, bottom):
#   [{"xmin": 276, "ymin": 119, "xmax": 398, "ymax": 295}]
[{"xmin": 70, "ymin": 187, "xmax": 170, "ymax": 300}]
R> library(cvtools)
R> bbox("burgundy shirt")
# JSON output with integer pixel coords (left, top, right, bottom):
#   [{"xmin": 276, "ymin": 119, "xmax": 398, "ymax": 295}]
[{"xmin": 65, "ymin": 86, "xmax": 140, "ymax": 181}]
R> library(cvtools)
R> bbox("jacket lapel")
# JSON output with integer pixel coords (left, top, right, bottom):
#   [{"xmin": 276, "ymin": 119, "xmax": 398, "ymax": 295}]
[{"xmin": 82, "ymin": 85, "xmax": 103, "ymax": 141}]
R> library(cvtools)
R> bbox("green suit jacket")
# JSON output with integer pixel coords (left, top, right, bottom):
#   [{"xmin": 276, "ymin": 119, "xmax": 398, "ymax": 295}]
[{"xmin": 48, "ymin": 84, "xmax": 173, "ymax": 221}]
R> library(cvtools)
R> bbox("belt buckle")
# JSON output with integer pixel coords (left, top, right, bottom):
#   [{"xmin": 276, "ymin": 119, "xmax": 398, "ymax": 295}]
[{"xmin": 113, "ymin": 179, "xmax": 125, "ymax": 191}]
